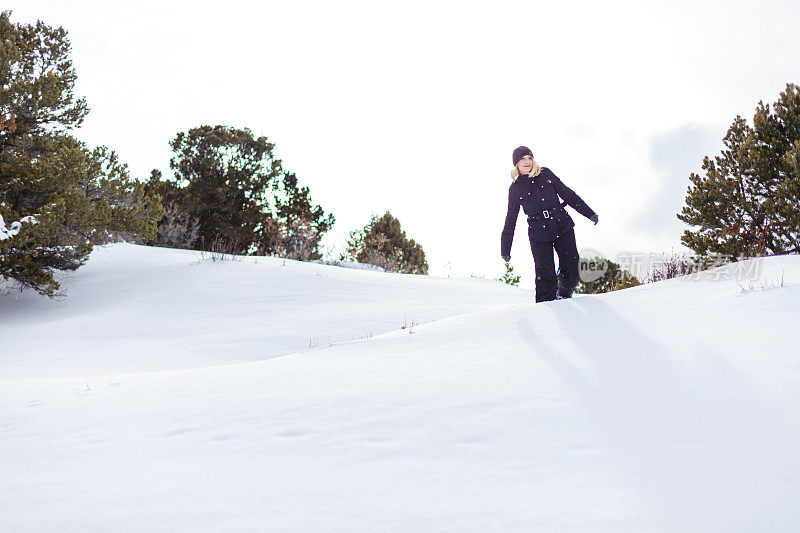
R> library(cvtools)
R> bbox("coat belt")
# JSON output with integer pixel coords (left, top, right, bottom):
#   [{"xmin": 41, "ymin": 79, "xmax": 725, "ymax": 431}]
[{"xmin": 527, "ymin": 201, "xmax": 568, "ymax": 221}]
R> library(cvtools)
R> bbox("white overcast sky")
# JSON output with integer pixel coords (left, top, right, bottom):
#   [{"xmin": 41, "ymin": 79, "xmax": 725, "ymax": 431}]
[{"xmin": 6, "ymin": 0, "xmax": 800, "ymax": 284}]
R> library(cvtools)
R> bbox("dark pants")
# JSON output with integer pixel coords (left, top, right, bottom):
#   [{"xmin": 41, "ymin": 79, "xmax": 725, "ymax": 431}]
[{"xmin": 529, "ymin": 228, "xmax": 580, "ymax": 303}]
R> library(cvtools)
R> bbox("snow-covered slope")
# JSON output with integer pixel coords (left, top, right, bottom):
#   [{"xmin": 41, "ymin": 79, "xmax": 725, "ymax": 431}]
[
  {"xmin": 0, "ymin": 244, "xmax": 530, "ymax": 379},
  {"xmin": 1, "ymin": 245, "xmax": 799, "ymax": 532}
]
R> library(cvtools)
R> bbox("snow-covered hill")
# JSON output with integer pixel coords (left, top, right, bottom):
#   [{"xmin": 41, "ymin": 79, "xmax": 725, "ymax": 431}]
[
  {"xmin": 0, "ymin": 244, "xmax": 530, "ymax": 379},
  {"xmin": 1, "ymin": 244, "xmax": 799, "ymax": 531}
]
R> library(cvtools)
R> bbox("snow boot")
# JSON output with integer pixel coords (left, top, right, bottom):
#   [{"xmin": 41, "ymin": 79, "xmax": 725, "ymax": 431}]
[{"xmin": 554, "ymin": 267, "xmax": 573, "ymax": 299}]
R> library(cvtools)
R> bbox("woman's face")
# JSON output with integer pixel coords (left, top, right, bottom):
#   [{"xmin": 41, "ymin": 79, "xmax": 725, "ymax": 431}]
[{"xmin": 517, "ymin": 154, "xmax": 534, "ymax": 175}]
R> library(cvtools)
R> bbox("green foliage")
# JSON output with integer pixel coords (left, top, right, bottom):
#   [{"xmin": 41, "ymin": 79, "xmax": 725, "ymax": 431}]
[
  {"xmin": 678, "ymin": 83, "xmax": 800, "ymax": 259},
  {"xmin": 0, "ymin": 12, "xmax": 162, "ymax": 297},
  {"xmin": 0, "ymin": 11, "xmax": 88, "ymax": 143},
  {"xmin": 148, "ymin": 126, "xmax": 334, "ymax": 260},
  {"xmin": 164, "ymin": 125, "xmax": 282, "ymax": 253},
  {"xmin": 498, "ymin": 262, "xmax": 520, "ymax": 286},
  {"xmin": 574, "ymin": 256, "xmax": 640, "ymax": 294},
  {"xmin": 344, "ymin": 211, "xmax": 428, "ymax": 274},
  {"xmin": 269, "ymin": 172, "xmax": 335, "ymax": 260}
]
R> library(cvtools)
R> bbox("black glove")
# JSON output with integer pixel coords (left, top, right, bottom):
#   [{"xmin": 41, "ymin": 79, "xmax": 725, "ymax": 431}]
[
  {"xmin": 502, "ymin": 254, "xmax": 511, "ymax": 262},
  {"xmin": 590, "ymin": 214, "xmax": 599, "ymax": 225}
]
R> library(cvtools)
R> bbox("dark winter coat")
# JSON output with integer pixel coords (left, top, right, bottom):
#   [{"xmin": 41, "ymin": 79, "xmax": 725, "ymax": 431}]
[{"xmin": 501, "ymin": 167, "xmax": 596, "ymax": 256}]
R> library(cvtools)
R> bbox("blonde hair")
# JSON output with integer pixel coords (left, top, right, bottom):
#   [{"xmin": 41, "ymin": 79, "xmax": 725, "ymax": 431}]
[{"xmin": 510, "ymin": 158, "xmax": 542, "ymax": 182}]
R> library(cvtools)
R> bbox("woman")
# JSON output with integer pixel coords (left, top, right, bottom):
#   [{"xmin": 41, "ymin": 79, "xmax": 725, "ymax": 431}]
[{"xmin": 501, "ymin": 146, "xmax": 598, "ymax": 302}]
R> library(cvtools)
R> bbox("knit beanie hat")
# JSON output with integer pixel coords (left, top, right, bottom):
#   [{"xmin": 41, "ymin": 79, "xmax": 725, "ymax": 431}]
[{"xmin": 512, "ymin": 146, "xmax": 533, "ymax": 167}]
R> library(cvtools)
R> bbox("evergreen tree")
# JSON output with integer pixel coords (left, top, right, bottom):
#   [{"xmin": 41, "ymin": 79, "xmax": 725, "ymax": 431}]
[
  {"xmin": 164, "ymin": 125, "xmax": 281, "ymax": 253},
  {"xmin": 267, "ymin": 172, "xmax": 335, "ymax": 260},
  {"xmin": 151, "ymin": 126, "xmax": 334, "ymax": 258},
  {"xmin": 498, "ymin": 262, "xmax": 521, "ymax": 286},
  {"xmin": 344, "ymin": 211, "xmax": 428, "ymax": 274},
  {"xmin": 0, "ymin": 12, "xmax": 162, "ymax": 297},
  {"xmin": 678, "ymin": 83, "xmax": 800, "ymax": 259},
  {"xmin": 574, "ymin": 256, "xmax": 640, "ymax": 294}
]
